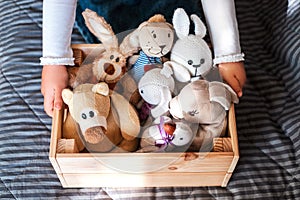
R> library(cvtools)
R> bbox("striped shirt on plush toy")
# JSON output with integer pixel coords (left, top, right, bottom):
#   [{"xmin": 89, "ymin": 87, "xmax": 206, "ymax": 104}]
[{"xmin": 131, "ymin": 50, "xmax": 162, "ymax": 83}]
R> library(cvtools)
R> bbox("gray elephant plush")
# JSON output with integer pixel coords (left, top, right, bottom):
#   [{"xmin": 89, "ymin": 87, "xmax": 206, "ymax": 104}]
[{"xmin": 169, "ymin": 79, "xmax": 239, "ymax": 151}]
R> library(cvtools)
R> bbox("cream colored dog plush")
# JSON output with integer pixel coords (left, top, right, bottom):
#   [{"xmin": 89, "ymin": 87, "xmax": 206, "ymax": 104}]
[{"xmin": 62, "ymin": 82, "xmax": 140, "ymax": 153}]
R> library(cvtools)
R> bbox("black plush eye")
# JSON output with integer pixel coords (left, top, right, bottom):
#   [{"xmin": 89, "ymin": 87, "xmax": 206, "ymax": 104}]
[
  {"xmin": 168, "ymin": 33, "xmax": 171, "ymax": 38},
  {"xmin": 153, "ymin": 33, "xmax": 156, "ymax": 38},
  {"xmin": 110, "ymin": 55, "xmax": 114, "ymax": 60},
  {"xmin": 89, "ymin": 111, "xmax": 94, "ymax": 118},
  {"xmin": 180, "ymin": 137, "xmax": 183, "ymax": 140},
  {"xmin": 115, "ymin": 57, "xmax": 120, "ymax": 62},
  {"xmin": 200, "ymin": 59, "xmax": 205, "ymax": 64},
  {"xmin": 81, "ymin": 113, "xmax": 87, "ymax": 119},
  {"xmin": 140, "ymin": 89, "xmax": 144, "ymax": 94},
  {"xmin": 188, "ymin": 60, "xmax": 193, "ymax": 65},
  {"xmin": 188, "ymin": 110, "xmax": 199, "ymax": 116}
]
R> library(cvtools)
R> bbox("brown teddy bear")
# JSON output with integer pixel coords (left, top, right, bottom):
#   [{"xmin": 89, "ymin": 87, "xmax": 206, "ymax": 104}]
[{"xmin": 62, "ymin": 82, "xmax": 140, "ymax": 152}]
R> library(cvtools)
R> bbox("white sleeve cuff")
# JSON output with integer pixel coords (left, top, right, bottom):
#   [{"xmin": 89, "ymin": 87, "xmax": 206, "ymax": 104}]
[
  {"xmin": 213, "ymin": 53, "xmax": 245, "ymax": 66},
  {"xmin": 40, "ymin": 57, "xmax": 75, "ymax": 66}
]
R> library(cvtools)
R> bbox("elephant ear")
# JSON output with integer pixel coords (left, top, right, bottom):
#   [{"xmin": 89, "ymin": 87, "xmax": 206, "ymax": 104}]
[{"xmin": 208, "ymin": 82, "xmax": 239, "ymax": 110}]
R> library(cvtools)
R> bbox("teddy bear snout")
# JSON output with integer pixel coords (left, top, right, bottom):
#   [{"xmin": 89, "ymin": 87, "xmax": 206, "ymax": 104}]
[
  {"xmin": 84, "ymin": 126, "xmax": 105, "ymax": 144},
  {"xmin": 104, "ymin": 63, "xmax": 115, "ymax": 75}
]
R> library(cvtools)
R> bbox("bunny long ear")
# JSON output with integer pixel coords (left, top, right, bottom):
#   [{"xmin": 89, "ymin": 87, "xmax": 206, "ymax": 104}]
[
  {"xmin": 119, "ymin": 29, "xmax": 140, "ymax": 57},
  {"xmin": 172, "ymin": 8, "xmax": 190, "ymax": 39},
  {"xmin": 190, "ymin": 14, "xmax": 206, "ymax": 38},
  {"xmin": 82, "ymin": 9, "xmax": 118, "ymax": 50}
]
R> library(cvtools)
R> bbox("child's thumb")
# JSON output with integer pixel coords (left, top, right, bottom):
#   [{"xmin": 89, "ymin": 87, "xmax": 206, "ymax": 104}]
[{"xmin": 54, "ymin": 90, "xmax": 63, "ymax": 110}]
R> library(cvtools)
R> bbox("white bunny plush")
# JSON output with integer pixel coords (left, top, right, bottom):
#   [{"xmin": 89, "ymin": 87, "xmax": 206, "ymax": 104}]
[
  {"xmin": 138, "ymin": 65, "xmax": 175, "ymax": 118},
  {"xmin": 164, "ymin": 8, "xmax": 213, "ymax": 82},
  {"xmin": 71, "ymin": 9, "xmax": 140, "ymax": 103}
]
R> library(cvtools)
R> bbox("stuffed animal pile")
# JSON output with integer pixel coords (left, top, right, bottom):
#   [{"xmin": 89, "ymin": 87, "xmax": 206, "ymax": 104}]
[{"xmin": 61, "ymin": 8, "xmax": 239, "ymax": 153}]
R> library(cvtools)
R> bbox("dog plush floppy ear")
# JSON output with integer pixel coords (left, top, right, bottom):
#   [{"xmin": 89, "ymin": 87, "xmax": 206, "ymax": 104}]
[{"xmin": 62, "ymin": 89, "xmax": 74, "ymax": 107}]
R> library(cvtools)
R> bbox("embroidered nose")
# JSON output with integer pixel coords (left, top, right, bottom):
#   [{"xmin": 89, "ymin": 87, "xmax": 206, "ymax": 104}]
[
  {"xmin": 193, "ymin": 64, "xmax": 201, "ymax": 68},
  {"xmin": 193, "ymin": 64, "xmax": 201, "ymax": 77},
  {"xmin": 159, "ymin": 45, "xmax": 166, "ymax": 51}
]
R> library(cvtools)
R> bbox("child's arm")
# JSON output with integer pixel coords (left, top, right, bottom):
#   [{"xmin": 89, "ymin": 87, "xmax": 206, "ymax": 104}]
[
  {"xmin": 40, "ymin": 0, "xmax": 77, "ymax": 116},
  {"xmin": 202, "ymin": 0, "xmax": 246, "ymax": 97}
]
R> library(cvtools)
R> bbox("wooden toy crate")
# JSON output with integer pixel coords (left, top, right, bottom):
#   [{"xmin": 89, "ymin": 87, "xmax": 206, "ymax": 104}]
[{"xmin": 49, "ymin": 44, "xmax": 239, "ymax": 188}]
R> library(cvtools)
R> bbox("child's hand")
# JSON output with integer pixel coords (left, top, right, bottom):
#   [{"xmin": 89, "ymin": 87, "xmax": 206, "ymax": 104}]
[
  {"xmin": 218, "ymin": 62, "xmax": 246, "ymax": 97},
  {"xmin": 41, "ymin": 65, "xmax": 69, "ymax": 117}
]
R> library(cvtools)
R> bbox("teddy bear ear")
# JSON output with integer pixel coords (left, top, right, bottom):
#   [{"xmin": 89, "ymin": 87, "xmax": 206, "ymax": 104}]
[
  {"xmin": 92, "ymin": 82, "xmax": 109, "ymax": 96},
  {"xmin": 190, "ymin": 14, "xmax": 206, "ymax": 38},
  {"xmin": 62, "ymin": 89, "xmax": 74, "ymax": 106},
  {"xmin": 172, "ymin": 8, "xmax": 190, "ymax": 39}
]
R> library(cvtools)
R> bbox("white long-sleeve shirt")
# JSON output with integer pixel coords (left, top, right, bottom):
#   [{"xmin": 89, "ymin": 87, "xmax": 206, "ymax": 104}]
[{"xmin": 40, "ymin": 0, "xmax": 244, "ymax": 66}]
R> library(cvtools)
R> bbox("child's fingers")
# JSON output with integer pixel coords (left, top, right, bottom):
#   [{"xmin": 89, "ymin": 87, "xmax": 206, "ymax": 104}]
[
  {"xmin": 43, "ymin": 89, "xmax": 54, "ymax": 117},
  {"xmin": 225, "ymin": 75, "xmax": 242, "ymax": 97},
  {"xmin": 232, "ymin": 75, "xmax": 243, "ymax": 97}
]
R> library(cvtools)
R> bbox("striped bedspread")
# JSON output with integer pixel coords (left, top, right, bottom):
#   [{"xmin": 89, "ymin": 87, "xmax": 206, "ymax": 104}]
[{"xmin": 0, "ymin": 0, "xmax": 299, "ymax": 199}]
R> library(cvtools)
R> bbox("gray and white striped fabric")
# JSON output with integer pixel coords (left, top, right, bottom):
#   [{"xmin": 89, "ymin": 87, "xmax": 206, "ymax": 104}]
[{"xmin": 0, "ymin": 0, "xmax": 299, "ymax": 199}]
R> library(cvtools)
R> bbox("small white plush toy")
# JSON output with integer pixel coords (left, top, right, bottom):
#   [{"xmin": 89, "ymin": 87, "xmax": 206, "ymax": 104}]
[
  {"xmin": 138, "ymin": 116, "xmax": 194, "ymax": 152},
  {"xmin": 138, "ymin": 65, "xmax": 175, "ymax": 118},
  {"xmin": 164, "ymin": 8, "xmax": 213, "ymax": 82}
]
